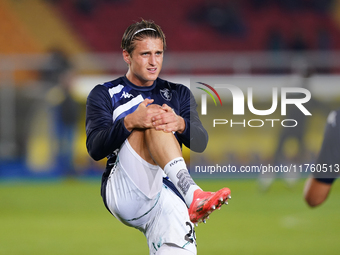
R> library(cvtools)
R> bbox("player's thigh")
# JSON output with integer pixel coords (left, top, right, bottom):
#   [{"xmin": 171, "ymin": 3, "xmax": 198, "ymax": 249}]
[
  {"xmin": 156, "ymin": 243, "xmax": 195, "ymax": 255},
  {"xmin": 105, "ymin": 164, "xmax": 160, "ymax": 227},
  {"xmin": 127, "ymin": 129, "xmax": 155, "ymax": 165}
]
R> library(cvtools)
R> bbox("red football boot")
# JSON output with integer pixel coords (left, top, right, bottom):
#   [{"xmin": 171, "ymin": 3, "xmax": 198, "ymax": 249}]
[{"xmin": 188, "ymin": 188, "xmax": 231, "ymax": 225}]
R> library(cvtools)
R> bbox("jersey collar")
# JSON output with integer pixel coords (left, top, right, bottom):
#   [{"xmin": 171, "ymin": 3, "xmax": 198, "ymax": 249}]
[{"xmin": 122, "ymin": 76, "xmax": 157, "ymax": 91}]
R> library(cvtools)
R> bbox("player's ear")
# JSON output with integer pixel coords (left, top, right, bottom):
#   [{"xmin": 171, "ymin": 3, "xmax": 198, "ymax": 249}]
[{"xmin": 123, "ymin": 50, "xmax": 131, "ymax": 65}]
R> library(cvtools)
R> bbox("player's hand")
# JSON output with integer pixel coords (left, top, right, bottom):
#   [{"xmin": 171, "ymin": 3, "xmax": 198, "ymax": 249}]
[
  {"xmin": 151, "ymin": 104, "xmax": 185, "ymax": 133},
  {"xmin": 124, "ymin": 99, "xmax": 165, "ymax": 131}
]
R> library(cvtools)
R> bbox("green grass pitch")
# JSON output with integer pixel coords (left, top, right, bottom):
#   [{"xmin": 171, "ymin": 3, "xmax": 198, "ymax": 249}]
[{"xmin": 1, "ymin": 178, "xmax": 340, "ymax": 255}]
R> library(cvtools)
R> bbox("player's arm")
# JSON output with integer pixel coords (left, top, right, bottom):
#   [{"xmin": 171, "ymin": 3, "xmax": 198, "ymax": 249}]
[
  {"xmin": 86, "ymin": 85, "xmax": 131, "ymax": 161},
  {"xmin": 176, "ymin": 85, "xmax": 208, "ymax": 153},
  {"xmin": 304, "ymin": 177, "xmax": 332, "ymax": 207},
  {"xmin": 150, "ymin": 85, "xmax": 208, "ymax": 152},
  {"xmin": 303, "ymin": 110, "xmax": 339, "ymax": 207}
]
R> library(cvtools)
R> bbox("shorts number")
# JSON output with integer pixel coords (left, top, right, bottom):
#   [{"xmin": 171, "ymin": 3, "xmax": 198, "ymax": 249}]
[{"xmin": 185, "ymin": 222, "xmax": 197, "ymax": 246}]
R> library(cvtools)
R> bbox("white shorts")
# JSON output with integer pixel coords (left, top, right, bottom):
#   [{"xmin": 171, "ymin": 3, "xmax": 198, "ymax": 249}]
[{"xmin": 103, "ymin": 140, "xmax": 197, "ymax": 255}]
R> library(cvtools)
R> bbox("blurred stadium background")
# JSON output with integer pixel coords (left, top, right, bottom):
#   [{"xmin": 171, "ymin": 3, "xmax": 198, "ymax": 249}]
[{"xmin": 1, "ymin": 0, "xmax": 340, "ymax": 254}]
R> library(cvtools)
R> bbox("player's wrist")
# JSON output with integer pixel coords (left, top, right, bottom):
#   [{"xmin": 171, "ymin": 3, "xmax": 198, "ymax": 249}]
[
  {"xmin": 177, "ymin": 117, "xmax": 186, "ymax": 134},
  {"xmin": 124, "ymin": 114, "xmax": 134, "ymax": 132}
]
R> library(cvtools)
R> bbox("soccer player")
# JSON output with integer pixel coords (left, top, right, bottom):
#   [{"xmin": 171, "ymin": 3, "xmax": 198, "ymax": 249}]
[
  {"xmin": 304, "ymin": 109, "xmax": 340, "ymax": 207},
  {"xmin": 85, "ymin": 20, "xmax": 231, "ymax": 254}
]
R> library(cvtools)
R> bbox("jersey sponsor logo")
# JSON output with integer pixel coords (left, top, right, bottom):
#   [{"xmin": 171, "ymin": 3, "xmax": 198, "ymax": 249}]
[
  {"xmin": 120, "ymin": 91, "xmax": 134, "ymax": 99},
  {"xmin": 160, "ymin": 88, "xmax": 172, "ymax": 101}
]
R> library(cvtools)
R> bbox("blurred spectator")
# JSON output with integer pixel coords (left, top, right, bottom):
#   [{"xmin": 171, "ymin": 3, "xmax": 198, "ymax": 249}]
[
  {"xmin": 290, "ymin": 30, "xmax": 308, "ymax": 52},
  {"xmin": 316, "ymin": 26, "xmax": 332, "ymax": 73},
  {"xmin": 250, "ymin": 0, "xmax": 270, "ymax": 10},
  {"xmin": 266, "ymin": 28, "xmax": 286, "ymax": 73},
  {"xmin": 189, "ymin": 0, "xmax": 246, "ymax": 37},
  {"xmin": 310, "ymin": 0, "xmax": 334, "ymax": 14},
  {"xmin": 40, "ymin": 48, "xmax": 72, "ymax": 87},
  {"xmin": 47, "ymin": 70, "xmax": 80, "ymax": 177},
  {"xmin": 266, "ymin": 28, "xmax": 285, "ymax": 51},
  {"xmin": 259, "ymin": 68, "xmax": 329, "ymax": 190},
  {"xmin": 317, "ymin": 27, "xmax": 331, "ymax": 51},
  {"xmin": 75, "ymin": 0, "xmax": 96, "ymax": 16},
  {"xmin": 55, "ymin": 70, "xmax": 80, "ymax": 177},
  {"xmin": 42, "ymin": 49, "xmax": 80, "ymax": 177},
  {"xmin": 255, "ymin": 0, "xmax": 334, "ymax": 13},
  {"xmin": 272, "ymin": 68, "xmax": 329, "ymax": 165},
  {"xmin": 278, "ymin": 0, "xmax": 304, "ymax": 12}
]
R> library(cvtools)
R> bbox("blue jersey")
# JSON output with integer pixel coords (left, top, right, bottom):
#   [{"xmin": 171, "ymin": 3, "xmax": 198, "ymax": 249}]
[
  {"xmin": 314, "ymin": 109, "xmax": 340, "ymax": 184},
  {"xmin": 85, "ymin": 76, "xmax": 208, "ymax": 162}
]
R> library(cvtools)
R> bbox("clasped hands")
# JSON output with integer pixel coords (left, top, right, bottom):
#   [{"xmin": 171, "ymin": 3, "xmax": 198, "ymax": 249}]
[{"xmin": 124, "ymin": 98, "xmax": 185, "ymax": 133}]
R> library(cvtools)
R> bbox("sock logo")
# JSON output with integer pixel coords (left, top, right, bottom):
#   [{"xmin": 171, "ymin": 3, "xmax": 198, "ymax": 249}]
[
  {"xmin": 170, "ymin": 158, "xmax": 184, "ymax": 167},
  {"xmin": 176, "ymin": 169, "xmax": 196, "ymax": 195}
]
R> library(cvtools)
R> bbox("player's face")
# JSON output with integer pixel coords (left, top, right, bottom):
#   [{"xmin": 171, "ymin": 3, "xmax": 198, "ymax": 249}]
[{"xmin": 124, "ymin": 37, "xmax": 163, "ymax": 87}]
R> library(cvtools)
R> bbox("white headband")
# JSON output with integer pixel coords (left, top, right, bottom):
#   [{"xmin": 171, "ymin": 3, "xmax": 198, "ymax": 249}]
[{"xmin": 133, "ymin": 28, "xmax": 156, "ymax": 37}]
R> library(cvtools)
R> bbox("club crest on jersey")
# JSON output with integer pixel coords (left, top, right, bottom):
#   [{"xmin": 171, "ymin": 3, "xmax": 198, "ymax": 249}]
[{"xmin": 160, "ymin": 88, "xmax": 172, "ymax": 101}]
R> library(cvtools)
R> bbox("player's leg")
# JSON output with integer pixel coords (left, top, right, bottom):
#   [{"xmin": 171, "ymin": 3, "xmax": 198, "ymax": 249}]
[
  {"xmin": 103, "ymin": 145, "xmax": 162, "ymax": 227},
  {"xmin": 144, "ymin": 128, "xmax": 200, "ymax": 206},
  {"xmin": 102, "ymin": 129, "xmax": 165, "ymax": 227},
  {"xmin": 145, "ymin": 183, "xmax": 197, "ymax": 255},
  {"xmin": 156, "ymin": 244, "xmax": 195, "ymax": 255},
  {"xmin": 143, "ymin": 128, "xmax": 231, "ymax": 224}
]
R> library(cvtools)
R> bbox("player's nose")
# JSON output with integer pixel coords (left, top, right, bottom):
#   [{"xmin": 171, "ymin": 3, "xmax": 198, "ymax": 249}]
[{"xmin": 149, "ymin": 54, "xmax": 157, "ymax": 65}]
